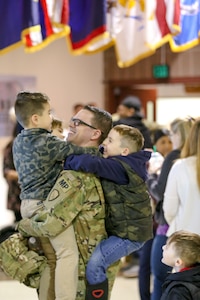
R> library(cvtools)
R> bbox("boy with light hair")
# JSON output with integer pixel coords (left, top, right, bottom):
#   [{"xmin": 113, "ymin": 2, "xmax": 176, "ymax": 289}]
[{"xmin": 161, "ymin": 230, "xmax": 200, "ymax": 299}]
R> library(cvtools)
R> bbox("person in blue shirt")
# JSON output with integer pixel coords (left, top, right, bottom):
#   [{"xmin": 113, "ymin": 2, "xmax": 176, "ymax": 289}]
[{"xmin": 64, "ymin": 124, "xmax": 153, "ymax": 300}]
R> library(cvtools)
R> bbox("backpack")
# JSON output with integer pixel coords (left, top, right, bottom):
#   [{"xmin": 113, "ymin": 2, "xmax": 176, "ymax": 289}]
[
  {"xmin": 162, "ymin": 281, "xmax": 200, "ymax": 300},
  {"xmin": 0, "ymin": 227, "xmax": 47, "ymax": 288}
]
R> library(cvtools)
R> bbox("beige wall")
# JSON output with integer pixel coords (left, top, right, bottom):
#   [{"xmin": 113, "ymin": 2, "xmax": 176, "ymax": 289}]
[
  {"xmin": 0, "ymin": 39, "xmax": 104, "ymax": 227},
  {"xmin": 0, "ymin": 38, "xmax": 104, "ymax": 125}
]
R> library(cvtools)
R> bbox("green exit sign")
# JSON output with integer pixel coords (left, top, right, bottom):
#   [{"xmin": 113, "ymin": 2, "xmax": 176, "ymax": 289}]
[{"xmin": 153, "ymin": 64, "xmax": 169, "ymax": 79}]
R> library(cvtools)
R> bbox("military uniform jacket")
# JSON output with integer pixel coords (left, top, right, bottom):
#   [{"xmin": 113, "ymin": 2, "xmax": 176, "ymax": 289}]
[{"xmin": 18, "ymin": 170, "xmax": 119, "ymax": 299}]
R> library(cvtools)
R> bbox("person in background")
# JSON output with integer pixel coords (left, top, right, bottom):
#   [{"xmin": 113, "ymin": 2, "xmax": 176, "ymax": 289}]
[
  {"xmin": 148, "ymin": 128, "xmax": 172, "ymax": 175},
  {"xmin": 51, "ymin": 117, "xmax": 65, "ymax": 140},
  {"xmin": 147, "ymin": 117, "xmax": 194, "ymax": 300},
  {"xmin": 3, "ymin": 123, "xmax": 22, "ymax": 223},
  {"xmin": 137, "ymin": 127, "xmax": 172, "ymax": 300},
  {"xmin": 163, "ymin": 117, "xmax": 200, "ymax": 237},
  {"xmin": 114, "ymin": 95, "xmax": 153, "ymax": 149},
  {"xmin": 13, "ymin": 92, "xmax": 98, "ymax": 300},
  {"xmin": 73, "ymin": 103, "xmax": 84, "ymax": 114},
  {"xmin": 64, "ymin": 124, "xmax": 153, "ymax": 300},
  {"xmin": 161, "ymin": 230, "xmax": 200, "ymax": 300}
]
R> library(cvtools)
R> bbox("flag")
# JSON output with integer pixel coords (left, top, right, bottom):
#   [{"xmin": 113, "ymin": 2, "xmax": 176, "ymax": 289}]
[
  {"xmin": 169, "ymin": 0, "xmax": 200, "ymax": 52},
  {"xmin": 114, "ymin": 0, "xmax": 180, "ymax": 68},
  {"xmin": 114, "ymin": 0, "xmax": 156, "ymax": 68},
  {"xmin": 0, "ymin": 0, "xmax": 32, "ymax": 54},
  {"xmin": 23, "ymin": 0, "xmax": 70, "ymax": 52},
  {"xmin": 67, "ymin": 0, "xmax": 108, "ymax": 54},
  {"xmin": 0, "ymin": 0, "xmax": 70, "ymax": 55},
  {"xmin": 146, "ymin": 0, "xmax": 180, "ymax": 50}
]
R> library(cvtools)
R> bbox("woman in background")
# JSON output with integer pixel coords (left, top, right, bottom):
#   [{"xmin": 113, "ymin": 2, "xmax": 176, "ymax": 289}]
[
  {"xmin": 147, "ymin": 117, "xmax": 194, "ymax": 300},
  {"xmin": 164, "ymin": 117, "xmax": 200, "ymax": 236}
]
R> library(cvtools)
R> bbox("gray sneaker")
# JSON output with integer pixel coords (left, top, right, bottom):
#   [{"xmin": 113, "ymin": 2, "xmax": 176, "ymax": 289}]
[{"xmin": 121, "ymin": 265, "xmax": 139, "ymax": 278}]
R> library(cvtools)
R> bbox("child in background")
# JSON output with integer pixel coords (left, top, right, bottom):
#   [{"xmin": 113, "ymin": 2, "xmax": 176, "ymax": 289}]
[
  {"xmin": 148, "ymin": 128, "xmax": 172, "ymax": 175},
  {"xmin": 161, "ymin": 230, "xmax": 200, "ymax": 299},
  {"xmin": 13, "ymin": 91, "xmax": 97, "ymax": 300},
  {"xmin": 51, "ymin": 117, "xmax": 65, "ymax": 140},
  {"xmin": 64, "ymin": 124, "xmax": 153, "ymax": 300}
]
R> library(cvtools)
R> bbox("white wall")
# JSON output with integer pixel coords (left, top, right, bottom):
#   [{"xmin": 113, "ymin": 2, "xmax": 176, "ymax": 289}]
[
  {"xmin": 0, "ymin": 38, "xmax": 104, "ymax": 228},
  {"xmin": 140, "ymin": 83, "xmax": 200, "ymax": 126},
  {"xmin": 0, "ymin": 38, "xmax": 104, "ymax": 125},
  {"xmin": 156, "ymin": 97, "xmax": 200, "ymax": 126}
]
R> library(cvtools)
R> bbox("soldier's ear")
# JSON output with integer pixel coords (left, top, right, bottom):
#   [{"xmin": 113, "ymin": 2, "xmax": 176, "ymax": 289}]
[{"xmin": 91, "ymin": 129, "xmax": 102, "ymax": 141}]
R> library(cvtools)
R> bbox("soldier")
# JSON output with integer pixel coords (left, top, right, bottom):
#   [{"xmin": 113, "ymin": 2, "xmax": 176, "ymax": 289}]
[
  {"xmin": 13, "ymin": 92, "xmax": 98, "ymax": 300},
  {"xmin": 18, "ymin": 105, "xmax": 119, "ymax": 300}
]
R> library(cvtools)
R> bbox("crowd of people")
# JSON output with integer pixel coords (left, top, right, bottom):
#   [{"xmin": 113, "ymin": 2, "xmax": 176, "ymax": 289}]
[{"xmin": 0, "ymin": 92, "xmax": 200, "ymax": 300}]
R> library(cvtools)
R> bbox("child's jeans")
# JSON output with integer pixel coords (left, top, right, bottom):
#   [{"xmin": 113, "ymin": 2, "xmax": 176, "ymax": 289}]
[{"xmin": 86, "ymin": 235, "xmax": 144, "ymax": 284}]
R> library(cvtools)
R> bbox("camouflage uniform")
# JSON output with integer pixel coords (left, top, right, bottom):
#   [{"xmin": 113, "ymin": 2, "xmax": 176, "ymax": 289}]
[
  {"xmin": 0, "ymin": 233, "xmax": 47, "ymax": 288},
  {"xmin": 18, "ymin": 170, "xmax": 119, "ymax": 299}
]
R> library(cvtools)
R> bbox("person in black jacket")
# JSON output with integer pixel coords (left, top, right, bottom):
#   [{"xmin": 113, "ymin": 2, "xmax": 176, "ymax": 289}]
[
  {"xmin": 114, "ymin": 95, "xmax": 153, "ymax": 149},
  {"xmin": 161, "ymin": 230, "xmax": 200, "ymax": 300}
]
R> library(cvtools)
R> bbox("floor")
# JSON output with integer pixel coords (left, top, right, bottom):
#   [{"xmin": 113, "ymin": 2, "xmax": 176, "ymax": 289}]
[{"xmin": 0, "ymin": 274, "xmax": 140, "ymax": 300}]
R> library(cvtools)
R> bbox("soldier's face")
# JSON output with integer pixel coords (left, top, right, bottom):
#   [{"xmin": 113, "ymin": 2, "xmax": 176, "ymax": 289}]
[{"xmin": 68, "ymin": 109, "xmax": 97, "ymax": 146}]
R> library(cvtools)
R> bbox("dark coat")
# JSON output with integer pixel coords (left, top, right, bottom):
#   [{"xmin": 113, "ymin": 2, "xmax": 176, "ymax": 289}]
[{"xmin": 161, "ymin": 265, "xmax": 200, "ymax": 300}]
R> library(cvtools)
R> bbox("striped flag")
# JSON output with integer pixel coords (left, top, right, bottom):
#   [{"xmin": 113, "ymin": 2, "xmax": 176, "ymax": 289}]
[
  {"xmin": 0, "ymin": 0, "xmax": 70, "ymax": 54},
  {"xmin": 23, "ymin": 0, "xmax": 70, "ymax": 52},
  {"xmin": 114, "ymin": 0, "xmax": 180, "ymax": 68}
]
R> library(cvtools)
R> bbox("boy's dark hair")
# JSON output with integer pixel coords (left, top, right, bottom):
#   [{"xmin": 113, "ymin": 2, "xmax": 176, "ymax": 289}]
[
  {"xmin": 167, "ymin": 230, "xmax": 200, "ymax": 267},
  {"xmin": 83, "ymin": 105, "xmax": 113, "ymax": 144},
  {"xmin": 14, "ymin": 91, "xmax": 50, "ymax": 128},
  {"xmin": 113, "ymin": 124, "xmax": 144, "ymax": 152}
]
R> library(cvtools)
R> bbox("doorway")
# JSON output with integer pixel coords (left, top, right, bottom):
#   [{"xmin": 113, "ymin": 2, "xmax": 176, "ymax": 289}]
[{"xmin": 106, "ymin": 84, "xmax": 157, "ymax": 121}]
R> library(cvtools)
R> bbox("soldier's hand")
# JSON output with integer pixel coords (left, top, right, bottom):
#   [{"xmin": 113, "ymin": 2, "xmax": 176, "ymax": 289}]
[{"xmin": 17, "ymin": 219, "xmax": 33, "ymax": 237}]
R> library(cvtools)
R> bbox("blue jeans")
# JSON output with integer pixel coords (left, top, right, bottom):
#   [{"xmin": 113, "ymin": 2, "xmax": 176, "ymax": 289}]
[
  {"xmin": 86, "ymin": 235, "xmax": 143, "ymax": 284},
  {"xmin": 150, "ymin": 235, "xmax": 172, "ymax": 300}
]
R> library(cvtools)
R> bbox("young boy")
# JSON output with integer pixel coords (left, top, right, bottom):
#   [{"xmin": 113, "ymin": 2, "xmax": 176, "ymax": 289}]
[
  {"xmin": 161, "ymin": 230, "xmax": 200, "ymax": 300},
  {"xmin": 51, "ymin": 117, "xmax": 65, "ymax": 140},
  {"xmin": 13, "ymin": 91, "xmax": 97, "ymax": 300},
  {"xmin": 64, "ymin": 124, "xmax": 153, "ymax": 300}
]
